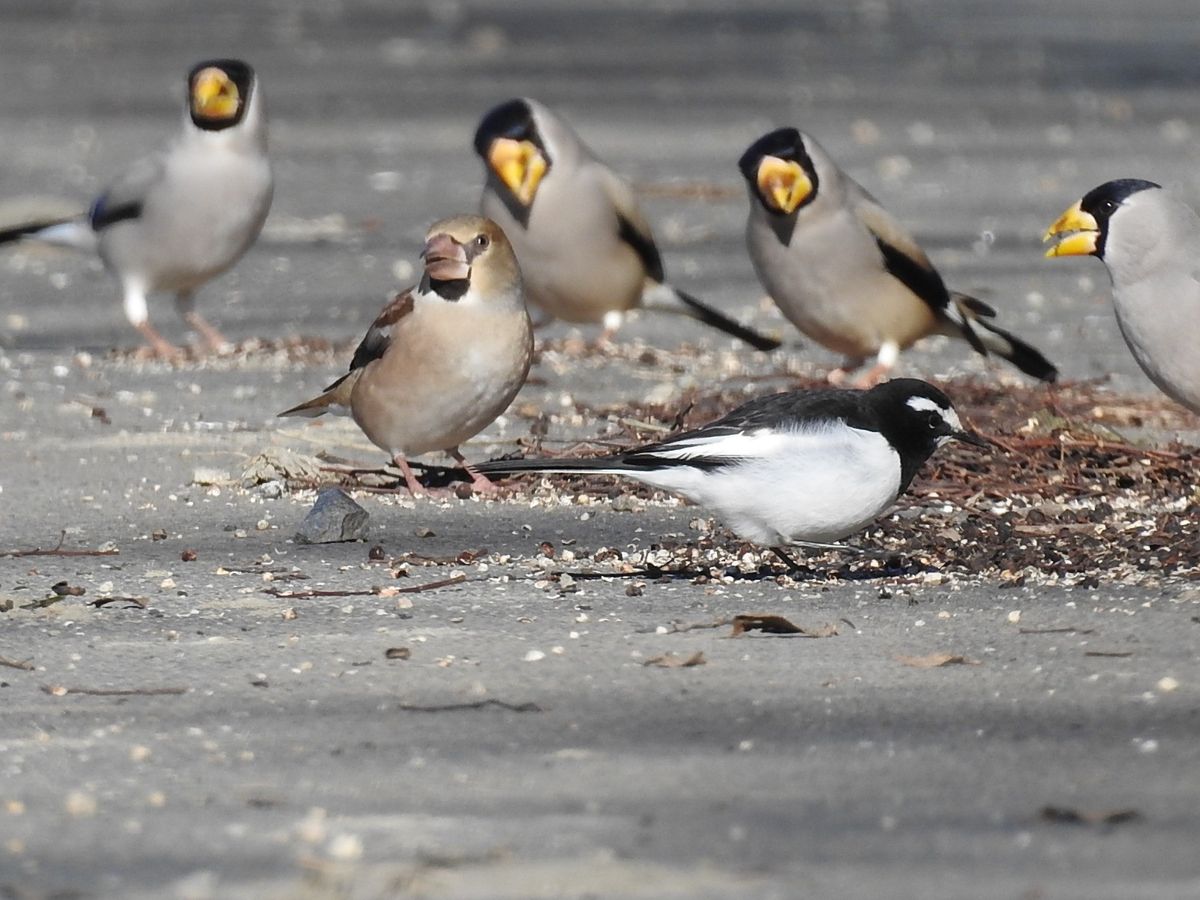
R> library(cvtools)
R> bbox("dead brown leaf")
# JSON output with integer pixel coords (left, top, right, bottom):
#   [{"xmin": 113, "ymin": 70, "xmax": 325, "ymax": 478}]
[
  {"xmin": 730, "ymin": 614, "xmax": 839, "ymax": 638},
  {"xmin": 385, "ymin": 647, "xmax": 411, "ymax": 660},
  {"xmin": 643, "ymin": 651, "xmax": 706, "ymax": 668},
  {"xmin": 896, "ymin": 652, "xmax": 981, "ymax": 668},
  {"xmin": 89, "ymin": 596, "xmax": 147, "ymax": 609},
  {"xmin": 1039, "ymin": 806, "xmax": 1142, "ymax": 827}
]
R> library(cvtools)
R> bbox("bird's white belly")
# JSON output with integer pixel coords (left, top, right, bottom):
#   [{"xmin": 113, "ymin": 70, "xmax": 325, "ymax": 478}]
[
  {"xmin": 101, "ymin": 153, "xmax": 272, "ymax": 293},
  {"xmin": 637, "ymin": 427, "xmax": 903, "ymax": 545}
]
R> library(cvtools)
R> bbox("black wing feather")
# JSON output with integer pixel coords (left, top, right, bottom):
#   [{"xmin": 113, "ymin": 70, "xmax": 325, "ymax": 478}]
[
  {"xmin": 89, "ymin": 194, "xmax": 143, "ymax": 231},
  {"xmin": 616, "ymin": 213, "xmax": 665, "ymax": 283},
  {"xmin": 874, "ymin": 236, "xmax": 951, "ymax": 312}
]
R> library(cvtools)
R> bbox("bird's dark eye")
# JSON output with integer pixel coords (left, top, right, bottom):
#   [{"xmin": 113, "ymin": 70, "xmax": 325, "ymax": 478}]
[
  {"xmin": 474, "ymin": 234, "xmax": 490, "ymax": 251},
  {"xmin": 1101, "ymin": 199, "xmax": 1118, "ymax": 214},
  {"xmin": 927, "ymin": 413, "xmax": 942, "ymax": 430}
]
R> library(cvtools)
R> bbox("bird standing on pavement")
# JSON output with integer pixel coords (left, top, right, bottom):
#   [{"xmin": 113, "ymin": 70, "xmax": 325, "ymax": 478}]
[
  {"xmin": 737, "ymin": 127, "xmax": 1057, "ymax": 386},
  {"xmin": 476, "ymin": 378, "xmax": 986, "ymax": 562},
  {"xmin": 279, "ymin": 215, "xmax": 533, "ymax": 496},
  {"xmin": 474, "ymin": 97, "xmax": 780, "ymax": 350},
  {"xmin": 0, "ymin": 59, "xmax": 273, "ymax": 358},
  {"xmin": 1043, "ymin": 179, "xmax": 1200, "ymax": 414}
]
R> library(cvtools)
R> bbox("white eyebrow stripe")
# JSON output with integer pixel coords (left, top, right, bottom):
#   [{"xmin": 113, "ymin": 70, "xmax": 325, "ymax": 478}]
[
  {"xmin": 905, "ymin": 396, "xmax": 944, "ymax": 414},
  {"xmin": 905, "ymin": 394, "xmax": 963, "ymax": 431}
]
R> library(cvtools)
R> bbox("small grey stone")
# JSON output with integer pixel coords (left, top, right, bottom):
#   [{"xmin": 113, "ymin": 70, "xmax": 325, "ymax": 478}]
[
  {"xmin": 295, "ymin": 488, "xmax": 370, "ymax": 544},
  {"xmin": 256, "ymin": 480, "xmax": 285, "ymax": 500}
]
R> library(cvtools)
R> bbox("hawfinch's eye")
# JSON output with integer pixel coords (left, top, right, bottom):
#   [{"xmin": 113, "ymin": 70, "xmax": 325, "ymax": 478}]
[{"xmin": 474, "ymin": 234, "xmax": 490, "ymax": 251}]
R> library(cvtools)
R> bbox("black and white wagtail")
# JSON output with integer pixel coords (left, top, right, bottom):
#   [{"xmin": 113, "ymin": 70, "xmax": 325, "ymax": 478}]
[{"xmin": 476, "ymin": 378, "xmax": 987, "ymax": 561}]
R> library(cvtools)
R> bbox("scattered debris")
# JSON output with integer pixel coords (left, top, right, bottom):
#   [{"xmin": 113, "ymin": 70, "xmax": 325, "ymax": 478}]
[
  {"xmin": 638, "ymin": 617, "xmax": 730, "ymax": 635},
  {"xmin": 242, "ymin": 447, "xmax": 326, "ymax": 487},
  {"xmin": 1, "ymin": 531, "xmax": 119, "ymax": 559},
  {"xmin": 394, "ymin": 699, "xmax": 542, "ymax": 713},
  {"xmin": 108, "ymin": 335, "xmax": 356, "ymax": 366},
  {"xmin": 41, "ymin": 685, "xmax": 188, "ymax": 697},
  {"xmin": 1084, "ymin": 650, "xmax": 1134, "ymax": 658},
  {"xmin": 264, "ymin": 573, "xmax": 467, "ymax": 599},
  {"xmin": 50, "ymin": 581, "xmax": 86, "ymax": 597},
  {"xmin": 1019, "ymin": 626, "xmax": 1095, "ymax": 635},
  {"xmin": 181, "ymin": 548, "xmax": 198, "ymax": 562},
  {"xmin": 294, "ymin": 488, "xmax": 370, "ymax": 544},
  {"xmin": 190, "ymin": 467, "xmax": 230, "ymax": 486},
  {"xmin": 0, "ymin": 655, "xmax": 34, "ymax": 671},
  {"xmin": 896, "ymin": 653, "xmax": 981, "ymax": 668},
  {"xmin": 385, "ymin": 647, "xmax": 411, "ymax": 660},
  {"xmin": 643, "ymin": 651, "xmax": 707, "ymax": 668}
]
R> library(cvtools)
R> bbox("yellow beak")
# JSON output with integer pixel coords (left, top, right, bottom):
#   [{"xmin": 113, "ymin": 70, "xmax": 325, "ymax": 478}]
[
  {"xmin": 756, "ymin": 155, "xmax": 813, "ymax": 215},
  {"xmin": 191, "ymin": 67, "xmax": 240, "ymax": 120},
  {"xmin": 1043, "ymin": 201, "xmax": 1099, "ymax": 257},
  {"xmin": 487, "ymin": 137, "xmax": 547, "ymax": 206}
]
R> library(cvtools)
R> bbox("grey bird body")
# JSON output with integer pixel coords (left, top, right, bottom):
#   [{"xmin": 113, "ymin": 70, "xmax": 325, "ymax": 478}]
[
  {"xmin": 97, "ymin": 111, "xmax": 271, "ymax": 300},
  {"xmin": 1045, "ymin": 180, "xmax": 1200, "ymax": 414},
  {"xmin": 746, "ymin": 172, "xmax": 943, "ymax": 360},
  {"xmin": 0, "ymin": 59, "xmax": 272, "ymax": 357},
  {"xmin": 483, "ymin": 126, "xmax": 643, "ymax": 324},
  {"xmin": 739, "ymin": 127, "xmax": 1057, "ymax": 385},
  {"xmin": 475, "ymin": 98, "xmax": 779, "ymax": 350}
]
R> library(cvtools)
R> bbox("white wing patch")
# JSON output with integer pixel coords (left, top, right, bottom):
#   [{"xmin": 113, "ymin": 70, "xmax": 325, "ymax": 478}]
[{"xmin": 645, "ymin": 427, "xmax": 791, "ymax": 462}]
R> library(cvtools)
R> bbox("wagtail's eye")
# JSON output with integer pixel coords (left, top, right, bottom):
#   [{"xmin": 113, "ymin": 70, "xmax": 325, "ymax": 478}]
[{"xmin": 474, "ymin": 234, "xmax": 490, "ymax": 251}]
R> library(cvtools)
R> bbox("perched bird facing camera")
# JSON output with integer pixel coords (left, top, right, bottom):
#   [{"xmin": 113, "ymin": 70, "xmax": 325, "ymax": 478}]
[
  {"xmin": 475, "ymin": 97, "xmax": 780, "ymax": 350},
  {"xmin": 0, "ymin": 59, "xmax": 273, "ymax": 358},
  {"xmin": 738, "ymin": 127, "xmax": 1057, "ymax": 386}
]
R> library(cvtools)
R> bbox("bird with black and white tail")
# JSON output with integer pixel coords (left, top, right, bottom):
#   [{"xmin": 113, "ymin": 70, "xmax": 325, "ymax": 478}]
[
  {"xmin": 475, "ymin": 378, "xmax": 988, "ymax": 567},
  {"xmin": 474, "ymin": 98, "xmax": 780, "ymax": 350},
  {"xmin": 737, "ymin": 127, "xmax": 1057, "ymax": 386}
]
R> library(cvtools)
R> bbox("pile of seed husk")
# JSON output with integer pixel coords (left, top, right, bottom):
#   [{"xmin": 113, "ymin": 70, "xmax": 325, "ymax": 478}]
[{"xmin": 503, "ymin": 376, "xmax": 1198, "ymax": 586}]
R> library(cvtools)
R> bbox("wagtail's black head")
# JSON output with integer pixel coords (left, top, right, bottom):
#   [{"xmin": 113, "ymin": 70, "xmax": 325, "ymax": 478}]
[
  {"xmin": 1043, "ymin": 179, "xmax": 1162, "ymax": 260},
  {"xmin": 188, "ymin": 59, "xmax": 255, "ymax": 131},
  {"xmin": 866, "ymin": 379, "xmax": 987, "ymax": 489}
]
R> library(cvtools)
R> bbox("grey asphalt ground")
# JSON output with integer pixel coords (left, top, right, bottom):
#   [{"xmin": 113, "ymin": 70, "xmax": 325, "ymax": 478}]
[{"xmin": 1, "ymin": 2, "xmax": 1198, "ymax": 898}]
